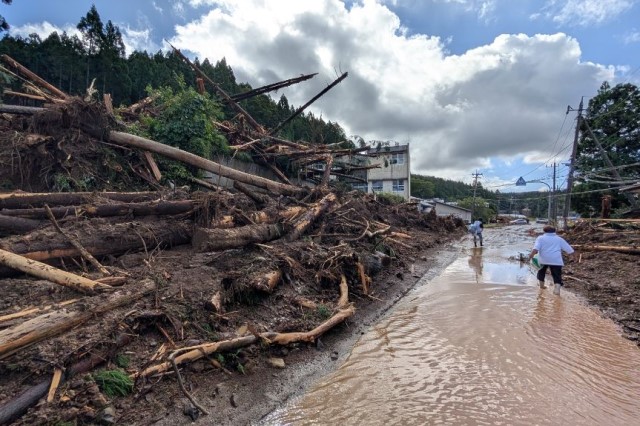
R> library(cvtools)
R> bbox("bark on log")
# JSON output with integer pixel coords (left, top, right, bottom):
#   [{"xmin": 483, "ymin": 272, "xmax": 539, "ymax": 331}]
[
  {"xmin": 0, "ymin": 249, "xmax": 110, "ymax": 294},
  {"xmin": 268, "ymin": 306, "xmax": 355, "ymax": 345},
  {"xmin": 0, "ymin": 105, "xmax": 45, "ymax": 115},
  {"xmin": 233, "ymin": 181, "xmax": 270, "ymax": 206},
  {"xmin": 0, "ymin": 200, "xmax": 196, "ymax": 220},
  {"xmin": 0, "ymin": 279, "xmax": 154, "ymax": 359},
  {"xmin": 286, "ymin": 192, "xmax": 337, "ymax": 241},
  {"xmin": 0, "ymin": 220, "xmax": 192, "ymax": 269},
  {"xmin": 192, "ymin": 223, "xmax": 283, "ymax": 252},
  {"xmin": 0, "ymin": 299, "xmax": 79, "ymax": 324},
  {"xmin": 107, "ymin": 131, "xmax": 306, "ymax": 196},
  {"xmin": 0, "ymin": 214, "xmax": 42, "ymax": 235},
  {"xmin": 0, "ymin": 192, "xmax": 162, "ymax": 209},
  {"xmin": 337, "ymin": 274, "xmax": 349, "ymax": 309}
]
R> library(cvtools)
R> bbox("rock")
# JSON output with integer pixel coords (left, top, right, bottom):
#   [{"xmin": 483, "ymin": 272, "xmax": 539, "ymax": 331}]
[
  {"xmin": 268, "ymin": 357, "xmax": 286, "ymax": 369},
  {"xmin": 421, "ymin": 256, "xmax": 428, "ymax": 261},
  {"xmin": 330, "ymin": 351, "xmax": 339, "ymax": 361},
  {"xmin": 98, "ymin": 406, "xmax": 115, "ymax": 425},
  {"xmin": 230, "ymin": 393, "xmax": 239, "ymax": 408},
  {"xmin": 183, "ymin": 403, "xmax": 200, "ymax": 421},
  {"xmin": 316, "ymin": 338, "xmax": 325, "ymax": 350}
]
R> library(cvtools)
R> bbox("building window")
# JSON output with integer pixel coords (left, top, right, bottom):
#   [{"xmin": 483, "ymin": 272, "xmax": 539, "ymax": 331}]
[
  {"xmin": 392, "ymin": 179, "xmax": 405, "ymax": 192},
  {"xmin": 371, "ymin": 180, "xmax": 383, "ymax": 192},
  {"xmin": 351, "ymin": 182, "xmax": 367, "ymax": 192},
  {"xmin": 390, "ymin": 153, "xmax": 405, "ymax": 165}
]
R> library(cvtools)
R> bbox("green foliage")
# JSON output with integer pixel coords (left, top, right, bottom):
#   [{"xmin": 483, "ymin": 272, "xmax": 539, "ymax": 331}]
[
  {"xmin": 93, "ymin": 369, "xmax": 134, "ymax": 397},
  {"xmin": 115, "ymin": 354, "xmax": 130, "ymax": 369},
  {"xmin": 574, "ymin": 81, "xmax": 640, "ymax": 215},
  {"xmin": 456, "ymin": 197, "xmax": 496, "ymax": 222},
  {"xmin": 411, "ymin": 176, "xmax": 435, "ymax": 199},
  {"xmin": 142, "ymin": 81, "xmax": 228, "ymax": 182},
  {"xmin": 316, "ymin": 304, "xmax": 331, "ymax": 320},
  {"xmin": 376, "ymin": 192, "xmax": 405, "ymax": 205}
]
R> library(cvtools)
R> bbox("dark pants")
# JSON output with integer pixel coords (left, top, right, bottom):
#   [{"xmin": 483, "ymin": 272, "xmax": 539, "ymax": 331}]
[{"xmin": 537, "ymin": 264, "xmax": 563, "ymax": 286}]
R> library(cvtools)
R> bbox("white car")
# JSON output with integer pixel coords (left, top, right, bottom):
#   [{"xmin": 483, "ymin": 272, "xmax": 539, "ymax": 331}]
[{"xmin": 509, "ymin": 218, "xmax": 528, "ymax": 225}]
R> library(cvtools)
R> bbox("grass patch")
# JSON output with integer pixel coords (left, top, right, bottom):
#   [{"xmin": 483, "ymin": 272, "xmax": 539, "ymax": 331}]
[{"xmin": 93, "ymin": 369, "xmax": 134, "ymax": 397}]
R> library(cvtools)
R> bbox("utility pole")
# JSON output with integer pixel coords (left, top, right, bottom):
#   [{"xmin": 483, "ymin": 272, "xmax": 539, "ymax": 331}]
[
  {"xmin": 563, "ymin": 98, "xmax": 583, "ymax": 229},
  {"xmin": 471, "ymin": 170, "xmax": 483, "ymax": 219},
  {"xmin": 547, "ymin": 162, "xmax": 557, "ymax": 225}
]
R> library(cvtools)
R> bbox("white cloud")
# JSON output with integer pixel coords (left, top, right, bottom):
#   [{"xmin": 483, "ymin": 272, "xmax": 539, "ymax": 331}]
[
  {"xmin": 152, "ymin": 1, "xmax": 164, "ymax": 13},
  {"xmin": 10, "ymin": 21, "xmax": 159, "ymax": 56},
  {"xmin": 164, "ymin": 1, "xmax": 613, "ymax": 178},
  {"xmin": 9, "ymin": 21, "xmax": 80, "ymax": 40},
  {"xmin": 623, "ymin": 30, "xmax": 640, "ymax": 43},
  {"xmin": 121, "ymin": 26, "xmax": 161, "ymax": 55},
  {"xmin": 538, "ymin": 0, "xmax": 636, "ymax": 26}
]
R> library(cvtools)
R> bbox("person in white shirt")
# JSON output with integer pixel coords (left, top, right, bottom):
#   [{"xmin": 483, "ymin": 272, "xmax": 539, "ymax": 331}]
[{"xmin": 528, "ymin": 225, "xmax": 575, "ymax": 295}]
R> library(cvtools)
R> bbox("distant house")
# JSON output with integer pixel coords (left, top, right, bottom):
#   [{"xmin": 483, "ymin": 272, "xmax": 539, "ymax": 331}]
[
  {"xmin": 421, "ymin": 200, "xmax": 472, "ymax": 222},
  {"xmin": 358, "ymin": 143, "xmax": 411, "ymax": 200}
]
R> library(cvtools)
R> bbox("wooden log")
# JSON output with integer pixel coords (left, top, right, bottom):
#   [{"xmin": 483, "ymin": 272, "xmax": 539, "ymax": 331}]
[
  {"xmin": 571, "ymin": 244, "xmax": 640, "ymax": 255},
  {"xmin": 0, "ymin": 54, "xmax": 68, "ymax": 99},
  {"xmin": 106, "ymin": 131, "xmax": 306, "ymax": 196},
  {"xmin": 192, "ymin": 223, "xmax": 283, "ymax": 252},
  {"xmin": 2, "ymin": 90, "xmax": 46, "ymax": 101},
  {"xmin": 0, "ymin": 214, "xmax": 42, "ymax": 235},
  {"xmin": 0, "ymin": 191, "xmax": 161, "ymax": 209},
  {"xmin": 253, "ymin": 270, "xmax": 282, "ymax": 293},
  {"xmin": 0, "ymin": 299, "xmax": 79, "ymax": 324},
  {"xmin": 138, "ymin": 305, "xmax": 355, "ymax": 378},
  {"xmin": 286, "ymin": 192, "xmax": 337, "ymax": 241},
  {"xmin": 233, "ymin": 181, "xmax": 270, "ymax": 205},
  {"xmin": 337, "ymin": 274, "xmax": 349, "ymax": 309},
  {"xmin": 0, "ymin": 220, "xmax": 192, "ymax": 267},
  {"xmin": 0, "ymin": 200, "xmax": 196, "ymax": 219},
  {"xmin": 0, "ymin": 105, "xmax": 44, "ymax": 115},
  {"xmin": 44, "ymin": 205, "xmax": 110, "ymax": 275},
  {"xmin": 0, "ymin": 249, "xmax": 110, "ymax": 294},
  {"xmin": 46, "ymin": 368, "xmax": 63, "ymax": 403},
  {"xmin": 142, "ymin": 151, "xmax": 162, "ymax": 181},
  {"xmin": 0, "ymin": 279, "xmax": 154, "ymax": 359}
]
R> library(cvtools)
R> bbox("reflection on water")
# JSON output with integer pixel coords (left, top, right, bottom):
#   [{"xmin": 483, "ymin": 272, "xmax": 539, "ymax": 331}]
[{"xmin": 264, "ymin": 229, "xmax": 640, "ymax": 426}]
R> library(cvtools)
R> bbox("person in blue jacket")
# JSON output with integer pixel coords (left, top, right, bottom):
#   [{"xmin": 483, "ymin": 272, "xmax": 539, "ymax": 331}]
[{"xmin": 469, "ymin": 218, "xmax": 484, "ymax": 247}]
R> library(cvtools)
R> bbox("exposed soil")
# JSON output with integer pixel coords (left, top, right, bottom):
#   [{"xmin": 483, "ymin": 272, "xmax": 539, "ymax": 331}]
[{"xmin": 562, "ymin": 220, "xmax": 640, "ymax": 344}]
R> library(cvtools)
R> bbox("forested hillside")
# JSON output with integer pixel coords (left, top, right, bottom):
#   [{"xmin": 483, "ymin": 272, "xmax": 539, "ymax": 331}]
[{"xmin": 0, "ymin": 5, "xmax": 347, "ymax": 146}]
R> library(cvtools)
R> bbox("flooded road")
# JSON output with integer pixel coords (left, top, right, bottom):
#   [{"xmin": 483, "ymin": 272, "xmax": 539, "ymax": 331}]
[{"xmin": 264, "ymin": 226, "xmax": 640, "ymax": 425}]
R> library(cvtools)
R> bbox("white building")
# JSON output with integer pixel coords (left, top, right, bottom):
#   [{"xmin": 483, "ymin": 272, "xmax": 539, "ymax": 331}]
[
  {"xmin": 419, "ymin": 200, "xmax": 472, "ymax": 222},
  {"xmin": 350, "ymin": 143, "xmax": 411, "ymax": 200}
]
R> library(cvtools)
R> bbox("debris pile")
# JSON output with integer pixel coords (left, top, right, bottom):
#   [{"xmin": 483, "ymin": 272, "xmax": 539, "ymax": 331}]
[
  {"xmin": 563, "ymin": 218, "xmax": 640, "ymax": 344},
  {"xmin": 0, "ymin": 55, "xmax": 464, "ymax": 424}
]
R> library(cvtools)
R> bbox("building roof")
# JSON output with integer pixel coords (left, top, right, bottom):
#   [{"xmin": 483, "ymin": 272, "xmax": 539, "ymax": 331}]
[
  {"xmin": 432, "ymin": 200, "xmax": 472, "ymax": 213},
  {"xmin": 366, "ymin": 144, "xmax": 409, "ymax": 155}
]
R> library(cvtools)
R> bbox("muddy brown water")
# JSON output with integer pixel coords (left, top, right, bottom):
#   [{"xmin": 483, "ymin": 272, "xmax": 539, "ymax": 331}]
[{"xmin": 263, "ymin": 226, "xmax": 640, "ymax": 425}]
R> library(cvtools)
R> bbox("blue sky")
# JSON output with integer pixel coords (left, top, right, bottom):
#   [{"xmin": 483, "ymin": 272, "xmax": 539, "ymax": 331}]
[{"xmin": 3, "ymin": 0, "xmax": 640, "ymax": 193}]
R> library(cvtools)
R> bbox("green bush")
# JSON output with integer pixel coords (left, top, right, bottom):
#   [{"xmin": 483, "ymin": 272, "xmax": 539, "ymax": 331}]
[
  {"xmin": 134, "ymin": 80, "xmax": 229, "ymax": 183},
  {"xmin": 376, "ymin": 192, "xmax": 405, "ymax": 205}
]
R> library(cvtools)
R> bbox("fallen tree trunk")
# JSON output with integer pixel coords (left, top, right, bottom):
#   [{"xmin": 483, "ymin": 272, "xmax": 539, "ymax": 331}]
[
  {"xmin": 1, "ymin": 54, "xmax": 69, "ymax": 100},
  {"xmin": 138, "ymin": 305, "xmax": 355, "ymax": 378},
  {"xmin": 0, "ymin": 279, "xmax": 155, "ymax": 359},
  {"xmin": 0, "ymin": 192, "xmax": 162, "ymax": 209},
  {"xmin": 571, "ymin": 244, "xmax": 640, "ymax": 255},
  {"xmin": 192, "ymin": 223, "xmax": 284, "ymax": 252},
  {"xmin": 0, "ymin": 220, "xmax": 192, "ymax": 270},
  {"xmin": 0, "ymin": 214, "xmax": 42, "ymax": 235},
  {"xmin": 107, "ymin": 132, "xmax": 306, "ymax": 197},
  {"xmin": 233, "ymin": 181, "xmax": 270, "ymax": 206},
  {"xmin": 0, "ymin": 200, "xmax": 196, "ymax": 220},
  {"xmin": 0, "ymin": 248, "xmax": 110, "ymax": 294},
  {"xmin": 286, "ymin": 192, "xmax": 337, "ymax": 241}
]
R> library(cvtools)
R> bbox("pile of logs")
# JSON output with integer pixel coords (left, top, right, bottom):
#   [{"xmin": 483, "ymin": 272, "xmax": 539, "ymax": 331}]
[{"xmin": 0, "ymin": 55, "xmax": 458, "ymax": 425}]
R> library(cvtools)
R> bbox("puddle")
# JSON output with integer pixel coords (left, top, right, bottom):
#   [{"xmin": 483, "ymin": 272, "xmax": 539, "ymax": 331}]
[{"xmin": 263, "ymin": 227, "xmax": 640, "ymax": 425}]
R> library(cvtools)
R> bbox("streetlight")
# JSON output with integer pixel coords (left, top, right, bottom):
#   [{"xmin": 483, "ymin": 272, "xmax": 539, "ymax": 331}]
[{"xmin": 516, "ymin": 177, "xmax": 552, "ymax": 222}]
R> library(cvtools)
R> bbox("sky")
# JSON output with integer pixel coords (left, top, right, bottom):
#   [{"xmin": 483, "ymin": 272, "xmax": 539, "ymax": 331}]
[{"xmin": 3, "ymin": 0, "xmax": 640, "ymax": 194}]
